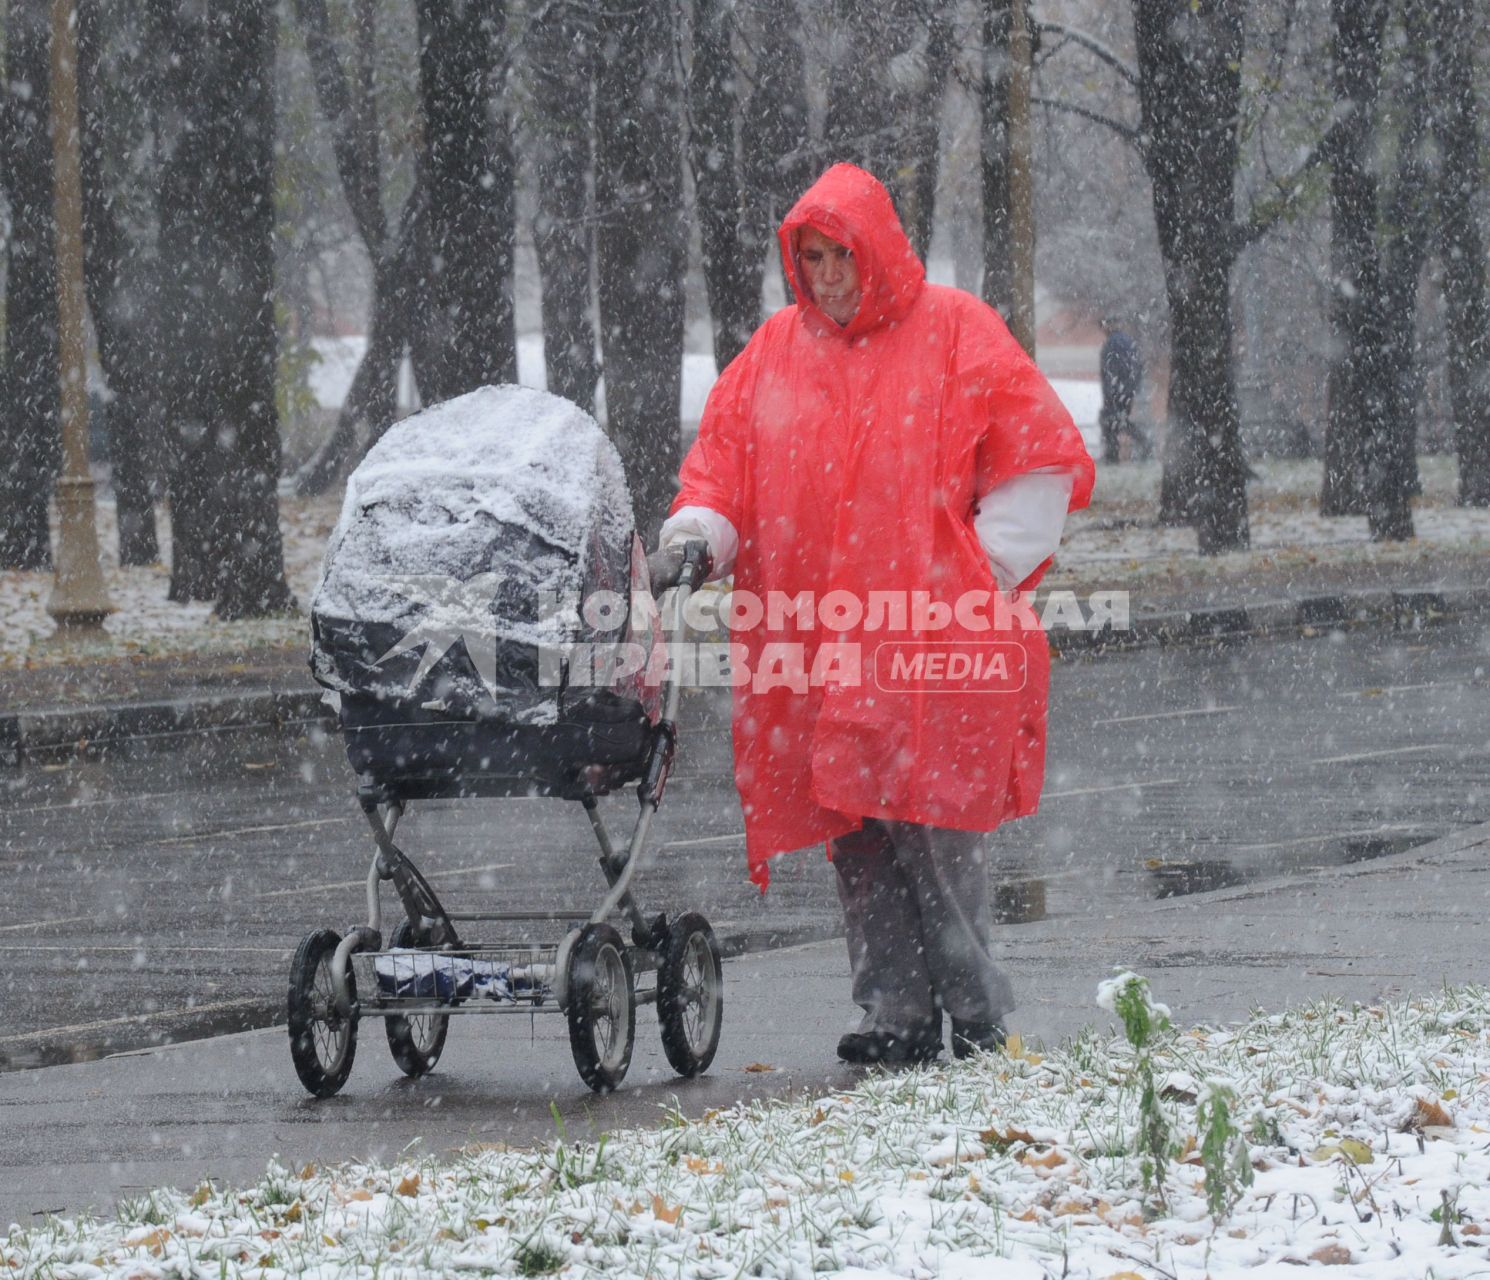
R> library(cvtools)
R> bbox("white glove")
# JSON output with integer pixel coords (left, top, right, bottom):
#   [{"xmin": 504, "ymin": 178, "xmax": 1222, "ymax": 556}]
[
  {"xmin": 657, "ymin": 505, "xmax": 740, "ymax": 581},
  {"xmin": 973, "ymin": 466, "xmax": 1075, "ymax": 592}
]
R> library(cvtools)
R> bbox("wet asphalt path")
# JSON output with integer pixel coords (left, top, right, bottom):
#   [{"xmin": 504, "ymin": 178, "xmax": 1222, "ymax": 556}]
[{"xmin": 1, "ymin": 617, "xmax": 1487, "ymax": 1069}]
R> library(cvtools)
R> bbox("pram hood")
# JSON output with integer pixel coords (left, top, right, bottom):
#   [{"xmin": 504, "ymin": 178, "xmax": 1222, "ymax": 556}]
[{"xmin": 311, "ymin": 384, "xmax": 657, "ymax": 727}]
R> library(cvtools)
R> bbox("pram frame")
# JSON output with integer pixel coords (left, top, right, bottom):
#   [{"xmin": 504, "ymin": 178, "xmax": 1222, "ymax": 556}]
[{"xmin": 289, "ymin": 540, "xmax": 723, "ymax": 1096}]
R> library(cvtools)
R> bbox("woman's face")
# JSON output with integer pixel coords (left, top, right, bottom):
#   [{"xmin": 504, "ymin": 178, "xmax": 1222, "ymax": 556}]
[{"xmin": 797, "ymin": 226, "xmax": 861, "ymax": 326}]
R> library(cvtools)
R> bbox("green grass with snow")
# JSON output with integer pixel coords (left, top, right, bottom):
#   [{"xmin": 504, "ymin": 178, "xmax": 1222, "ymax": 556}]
[{"xmin": 9, "ymin": 981, "xmax": 1490, "ymax": 1277}]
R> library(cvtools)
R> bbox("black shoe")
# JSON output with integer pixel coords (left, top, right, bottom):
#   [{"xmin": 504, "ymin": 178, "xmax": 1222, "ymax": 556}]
[
  {"xmin": 837, "ymin": 1027, "xmax": 943, "ymax": 1065},
  {"xmin": 951, "ymin": 1018, "xmax": 1007, "ymax": 1060}
]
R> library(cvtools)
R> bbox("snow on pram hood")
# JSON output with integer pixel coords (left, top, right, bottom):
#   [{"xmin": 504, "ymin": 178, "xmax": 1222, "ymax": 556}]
[
  {"xmin": 313, "ymin": 385, "xmax": 634, "ymax": 644},
  {"xmin": 308, "ymin": 386, "xmax": 651, "ymax": 725}
]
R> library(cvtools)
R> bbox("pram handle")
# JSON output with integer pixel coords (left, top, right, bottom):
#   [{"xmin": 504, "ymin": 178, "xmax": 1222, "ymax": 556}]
[{"xmin": 646, "ymin": 538, "xmax": 713, "ymax": 594}]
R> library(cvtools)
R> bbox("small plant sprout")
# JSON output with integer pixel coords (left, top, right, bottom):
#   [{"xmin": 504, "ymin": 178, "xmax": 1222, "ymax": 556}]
[
  {"xmin": 1195, "ymin": 1077, "xmax": 1253, "ymax": 1221},
  {"xmin": 1097, "ymin": 970, "xmax": 1176, "ymax": 1206}
]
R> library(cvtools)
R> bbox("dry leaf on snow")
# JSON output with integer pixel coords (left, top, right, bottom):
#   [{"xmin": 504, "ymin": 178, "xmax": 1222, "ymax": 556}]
[{"xmin": 650, "ymin": 1195, "xmax": 682, "ymax": 1225}]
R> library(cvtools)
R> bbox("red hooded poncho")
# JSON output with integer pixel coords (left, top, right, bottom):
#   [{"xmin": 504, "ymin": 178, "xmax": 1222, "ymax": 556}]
[{"xmin": 673, "ymin": 163, "xmax": 1095, "ymax": 888}]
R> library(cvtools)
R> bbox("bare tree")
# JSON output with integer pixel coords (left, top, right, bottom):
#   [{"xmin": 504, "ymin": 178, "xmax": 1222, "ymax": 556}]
[
  {"xmin": 152, "ymin": 0, "xmax": 293, "ymax": 615},
  {"xmin": 1429, "ymin": 0, "xmax": 1490, "ymax": 507},
  {"xmin": 981, "ymin": 0, "xmax": 1013, "ymax": 313},
  {"xmin": 523, "ymin": 0, "xmax": 599, "ymax": 411},
  {"xmin": 0, "ymin": 0, "xmax": 61, "ymax": 571},
  {"xmin": 410, "ymin": 0, "xmax": 518, "ymax": 402},
  {"xmin": 291, "ymin": 0, "xmax": 429, "ymax": 496},
  {"xmin": 594, "ymin": 1, "xmax": 688, "ymax": 544},
  {"xmin": 1320, "ymin": 0, "xmax": 1387, "ymax": 517},
  {"xmin": 79, "ymin": 0, "xmax": 162, "ymax": 566},
  {"xmin": 738, "ymin": 0, "xmax": 812, "ymax": 286},
  {"xmin": 822, "ymin": 0, "xmax": 953, "ymax": 259},
  {"xmin": 690, "ymin": 0, "xmax": 763, "ymax": 370},
  {"xmin": 1359, "ymin": 0, "xmax": 1435, "ymax": 541},
  {"xmin": 1132, "ymin": 0, "xmax": 1250, "ymax": 551}
]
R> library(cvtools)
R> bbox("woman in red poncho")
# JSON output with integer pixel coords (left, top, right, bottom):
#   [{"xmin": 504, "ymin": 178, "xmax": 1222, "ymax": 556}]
[{"xmin": 659, "ymin": 163, "xmax": 1095, "ymax": 1064}]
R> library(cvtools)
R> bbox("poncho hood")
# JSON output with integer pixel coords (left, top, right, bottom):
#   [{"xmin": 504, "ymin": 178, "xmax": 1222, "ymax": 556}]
[{"xmin": 779, "ymin": 163, "xmax": 926, "ymax": 338}]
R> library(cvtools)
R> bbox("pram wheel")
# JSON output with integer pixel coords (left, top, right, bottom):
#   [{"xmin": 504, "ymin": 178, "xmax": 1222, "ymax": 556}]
[
  {"xmin": 384, "ymin": 920, "xmax": 450, "ymax": 1077},
  {"xmin": 565, "ymin": 923, "xmax": 635, "ymax": 1092},
  {"xmin": 657, "ymin": 913, "xmax": 723, "ymax": 1077},
  {"xmin": 288, "ymin": 929, "xmax": 358, "ymax": 1097}
]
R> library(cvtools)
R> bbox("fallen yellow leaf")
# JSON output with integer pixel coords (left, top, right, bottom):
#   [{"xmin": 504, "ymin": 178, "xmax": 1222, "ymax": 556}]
[
  {"xmin": 980, "ymin": 1125, "xmax": 1037, "ymax": 1149},
  {"xmin": 1020, "ymin": 1148, "xmax": 1066, "ymax": 1170},
  {"xmin": 1408, "ymin": 1098, "xmax": 1453, "ymax": 1130},
  {"xmin": 1004, "ymin": 1033, "xmax": 1043, "ymax": 1064},
  {"xmin": 127, "ymin": 1229, "xmax": 171, "ymax": 1256},
  {"xmin": 1310, "ymin": 1137, "xmax": 1373, "ymax": 1165},
  {"xmin": 743, "ymin": 1062, "xmax": 776, "ymax": 1073},
  {"xmin": 651, "ymin": 1195, "xmax": 682, "ymax": 1225},
  {"xmin": 396, "ymin": 1174, "xmax": 421, "ymax": 1197}
]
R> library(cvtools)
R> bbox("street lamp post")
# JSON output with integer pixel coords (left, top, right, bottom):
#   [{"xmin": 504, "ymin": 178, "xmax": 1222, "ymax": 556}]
[{"xmin": 45, "ymin": 0, "xmax": 113, "ymax": 634}]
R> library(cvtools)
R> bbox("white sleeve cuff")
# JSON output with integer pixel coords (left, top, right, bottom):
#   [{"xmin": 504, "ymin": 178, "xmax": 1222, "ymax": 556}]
[
  {"xmin": 658, "ymin": 505, "xmax": 740, "ymax": 580},
  {"xmin": 973, "ymin": 467, "xmax": 1075, "ymax": 591}
]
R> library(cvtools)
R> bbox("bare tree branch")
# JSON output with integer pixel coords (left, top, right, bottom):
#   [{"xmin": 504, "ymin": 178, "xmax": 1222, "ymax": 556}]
[
  {"xmin": 1229, "ymin": 123, "xmax": 1342, "ymax": 254},
  {"xmin": 1037, "ymin": 20, "xmax": 1139, "ymax": 87},
  {"xmin": 1032, "ymin": 94, "xmax": 1144, "ymax": 151}
]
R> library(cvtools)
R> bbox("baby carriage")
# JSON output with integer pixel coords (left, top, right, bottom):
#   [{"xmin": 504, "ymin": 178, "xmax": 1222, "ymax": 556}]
[{"xmin": 291, "ymin": 384, "xmax": 720, "ymax": 1096}]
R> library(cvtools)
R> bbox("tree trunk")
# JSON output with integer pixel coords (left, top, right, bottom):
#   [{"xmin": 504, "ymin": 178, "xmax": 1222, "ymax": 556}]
[
  {"xmin": 822, "ymin": 0, "xmax": 933, "ymax": 227},
  {"xmin": 1320, "ymin": 0, "xmax": 1387, "ymax": 518},
  {"xmin": 411, "ymin": 0, "xmax": 518, "ymax": 404},
  {"xmin": 980, "ymin": 0, "xmax": 1013, "ymax": 315},
  {"xmin": 78, "ymin": 0, "xmax": 160, "ymax": 566},
  {"xmin": 1133, "ymin": 0, "xmax": 1249, "ymax": 551},
  {"xmin": 902, "ymin": 5, "xmax": 954, "ymax": 261},
  {"xmin": 594, "ymin": 1, "xmax": 687, "ymax": 546},
  {"xmin": 291, "ymin": 0, "xmax": 439, "ymax": 495},
  {"xmin": 1428, "ymin": 0, "xmax": 1490, "ymax": 507},
  {"xmin": 690, "ymin": 0, "xmax": 762, "ymax": 371},
  {"xmin": 154, "ymin": 0, "xmax": 293, "ymax": 615},
  {"xmin": 1165, "ymin": 256, "xmax": 1248, "ymax": 552},
  {"xmin": 0, "ymin": 0, "xmax": 61, "ymax": 571},
  {"xmin": 295, "ymin": 185, "xmax": 428, "ymax": 493},
  {"xmin": 739, "ymin": 0, "xmax": 811, "ymax": 291},
  {"xmin": 1364, "ymin": 0, "xmax": 1435, "ymax": 542},
  {"xmin": 523, "ymin": 3, "xmax": 599, "ymax": 411}
]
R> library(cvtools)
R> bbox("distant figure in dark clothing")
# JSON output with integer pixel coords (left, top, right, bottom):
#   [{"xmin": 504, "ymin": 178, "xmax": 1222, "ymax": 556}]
[{"xmin": 1099, "ymin": 321, "xmax": 1149, "ymax": 463}]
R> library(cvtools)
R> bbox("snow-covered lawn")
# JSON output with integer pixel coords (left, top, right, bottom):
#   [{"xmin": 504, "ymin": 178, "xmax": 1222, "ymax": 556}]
[{"xmin": 9, "ymin": 980, "xmax": 1490, "ymax": 1277}]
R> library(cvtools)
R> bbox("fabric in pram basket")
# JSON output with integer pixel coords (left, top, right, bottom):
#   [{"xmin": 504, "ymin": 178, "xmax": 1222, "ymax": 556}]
[{"xmin": 309, "ymin": 385, "xmax": 663, "ymax": 796}]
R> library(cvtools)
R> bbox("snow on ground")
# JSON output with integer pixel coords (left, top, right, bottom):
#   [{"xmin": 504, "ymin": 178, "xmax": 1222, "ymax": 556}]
[
  {"xmin": 8, "ymin": 982, "xmax": 1490, "ymax": 1276},
  {"xmin": 1, "ymin": 449, "xmax": 1483, "ymax": 665}
]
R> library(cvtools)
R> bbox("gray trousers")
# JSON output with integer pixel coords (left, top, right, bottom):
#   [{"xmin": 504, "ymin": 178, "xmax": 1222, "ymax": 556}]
[{"xmin": 832, "ymin": 818, "xmax": 1015, "ymax": 1037}]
